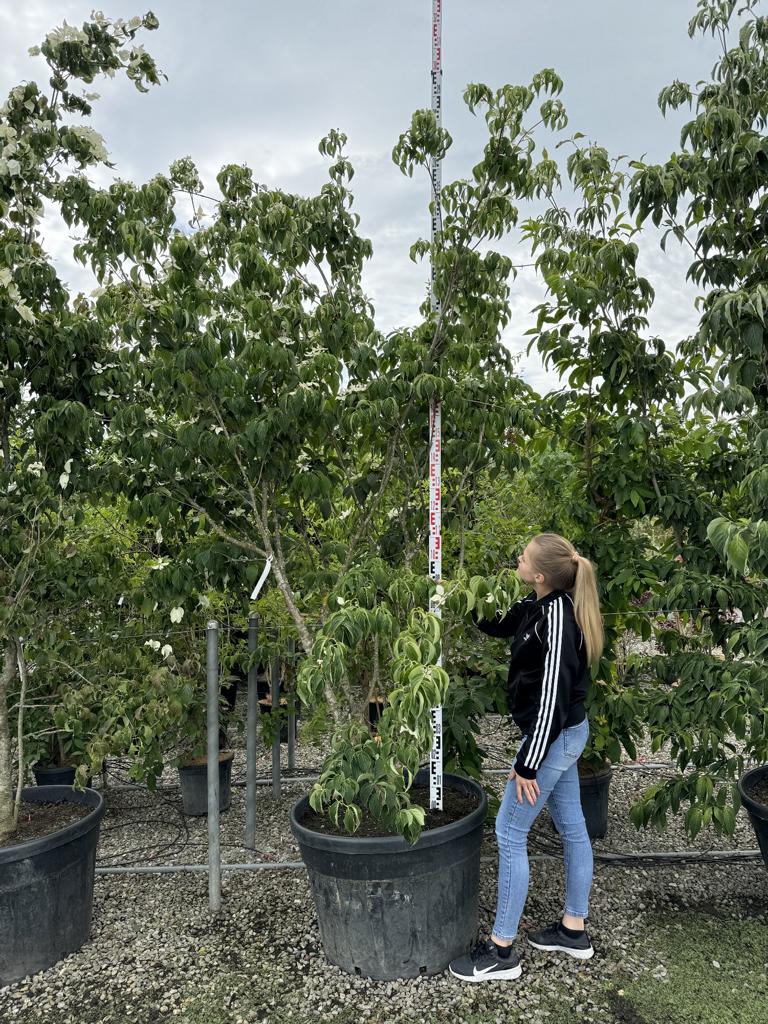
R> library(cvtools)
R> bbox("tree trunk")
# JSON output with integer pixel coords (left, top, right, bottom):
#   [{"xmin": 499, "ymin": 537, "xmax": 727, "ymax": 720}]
[{"xmin": 0, "ymin": 639, "xmax": 18, "ymax": 841}]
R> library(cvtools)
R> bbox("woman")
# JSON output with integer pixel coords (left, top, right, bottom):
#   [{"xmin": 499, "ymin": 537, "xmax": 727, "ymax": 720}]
[{"xmin": 449, "ymin": 532, "xmax": 604, "ymax": 983}]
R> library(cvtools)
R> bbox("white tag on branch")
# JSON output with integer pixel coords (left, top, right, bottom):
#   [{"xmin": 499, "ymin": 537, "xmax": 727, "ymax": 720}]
[
  {"xmin": 170, "ymin": 606, "xmax": 184, "ymax": 624},
  {"xmin": 250, "ymin": 557, "xmax": 273, "ymax": 601}
]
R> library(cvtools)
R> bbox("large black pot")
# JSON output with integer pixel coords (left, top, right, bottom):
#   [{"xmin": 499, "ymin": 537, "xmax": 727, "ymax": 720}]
[
  {"xmin": 178, "ymin": 750, "xmax": 234, "ymax": 816},
  {"xmin": 0, "ymin": 786, "xmax": 104, "ymax": 986},
  {"xmin": 32, "ymin": 764, "xmax": 77, "ymax": 786},
  {"xmin": 578, "ymin": 762, "xmax": 612, "ymax": 839},
  {"xmin": 290, "ymin": 771, "xmax": 487, "ymax": 980},
  {"xmin": 738, "ymin": 764, "xmax": 768, "ymax": 868},
  {"xmin": 32, "ymin": 764, "xmax": 93, "ymax": 788}
]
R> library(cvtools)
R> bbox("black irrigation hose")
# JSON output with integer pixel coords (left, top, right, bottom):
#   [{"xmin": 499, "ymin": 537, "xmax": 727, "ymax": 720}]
[
  {"xmin": 478, "ymin": 824, "xmax": 763, "ymax": 865},
  {"xmin": 94, "ymin": 746, "xmax": 763, "ymax": 870},
  {"xmin": 98, "ymin": 763, "xmax": 290, "ymax": 866},
  {"xmin": 97, "ymin": 766, "xmax": 195, "ymax": 867},
  {"xmin": 98, "ymin": 806, "xmax": 191, "ymax": 868}
]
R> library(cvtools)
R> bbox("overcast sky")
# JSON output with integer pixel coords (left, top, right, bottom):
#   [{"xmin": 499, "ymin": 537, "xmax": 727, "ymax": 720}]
[{"xmin": 1, "ymin": 1, "xmax": 723, "ymax": 393}]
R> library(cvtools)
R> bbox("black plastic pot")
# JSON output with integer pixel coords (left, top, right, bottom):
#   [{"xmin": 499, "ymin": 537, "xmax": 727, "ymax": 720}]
[
  {"xmin": 178, "ymin": 750, "xmax": 234, "ymax": 816},
  {"xmin": 578, "ymin": 762, "xmax": 613, "ymax": 839},
  {"xmin": 738, "ymin": 764, "xmax": 768, "ymax": 868},
  {"xmin": 32, "ymin": 764, "xmax": 76, "ymax": 786},
  {"xmin": 290, "ymin": 771, "xmax": 487, "ymax": 980},
  {"xmin": 32, "ymin": 764, "xmax": 93, "ymax": 788},
  {"xmin": 0, "ymin": 786, "xmax": 104, "ymax": 986}
]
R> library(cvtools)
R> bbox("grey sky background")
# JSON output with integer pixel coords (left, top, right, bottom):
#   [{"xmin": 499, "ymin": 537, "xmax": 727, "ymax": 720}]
[{"xmin": 1, "ymin": 1, "xmax": 723, "ymax": 393}]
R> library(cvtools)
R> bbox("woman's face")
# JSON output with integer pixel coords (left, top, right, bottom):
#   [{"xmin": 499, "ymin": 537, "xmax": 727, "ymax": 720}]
[{"xmin": 516, "ymin": 542, "xmax": 541, "ymax": 586}]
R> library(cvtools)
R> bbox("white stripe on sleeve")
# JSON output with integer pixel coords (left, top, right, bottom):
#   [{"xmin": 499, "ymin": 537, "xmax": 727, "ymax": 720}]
[{"xmin": 525, "ymin": 597, "xmax": 563, "ymax": 770}]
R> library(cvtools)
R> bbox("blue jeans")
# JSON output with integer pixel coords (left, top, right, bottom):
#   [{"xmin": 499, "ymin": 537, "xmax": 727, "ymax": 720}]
[{"xmin": 493, "ymin": 717, "xmax": 593, "ymax": 941}]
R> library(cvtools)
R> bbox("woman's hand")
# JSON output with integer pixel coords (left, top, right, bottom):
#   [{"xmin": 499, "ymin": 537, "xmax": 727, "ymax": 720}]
[{"xmin": 508, "ymin": 766, "xmax": 540, "ymax": 806}]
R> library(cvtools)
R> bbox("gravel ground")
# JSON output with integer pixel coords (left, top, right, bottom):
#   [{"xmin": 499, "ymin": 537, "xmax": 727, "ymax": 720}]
[{"xmin": 2, "ymin": 708, "xmax": 766, "ymax": 1024}]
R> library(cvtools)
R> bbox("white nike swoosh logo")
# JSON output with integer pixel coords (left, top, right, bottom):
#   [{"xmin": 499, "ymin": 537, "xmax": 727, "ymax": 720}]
[{"xmin": 472, "ymin": 964, "xmax": 499, "ymax": 976}]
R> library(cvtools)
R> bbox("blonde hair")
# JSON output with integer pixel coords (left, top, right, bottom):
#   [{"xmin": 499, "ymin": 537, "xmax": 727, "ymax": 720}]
[{"xmin": 529, "ymin": 533, "xmax": 604, "ymax": 666}]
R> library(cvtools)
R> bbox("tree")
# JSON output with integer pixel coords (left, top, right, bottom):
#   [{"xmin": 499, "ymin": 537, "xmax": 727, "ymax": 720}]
[
  {"xmin": 63, "ymin": 74, "xmax": 570, "ymax": 840},
  {"xmin": 0, "ymin": 12, "xmax": 162, "ymax": 839},
  {"xmin": 626, "ymin": 0, "xmax": 768, "ymax": 836}
]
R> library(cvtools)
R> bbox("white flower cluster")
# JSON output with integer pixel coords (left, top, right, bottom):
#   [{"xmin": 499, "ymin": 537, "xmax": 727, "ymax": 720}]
[
  {"xmin": 0, "ymin": 267, "xmax": 35, "ymax": 323},
  {"xmin": 0, "ymin": 126, "xmax": 20, "ymax": 177},
  {"xmin": 43, "ymin": 22, "xmax": 89, "ymax": 49},
  {"xmin": 67, "ymin": 126, "xmax": 109, "ymax": 163},
  {"xmin": 0, "ymin": 158, "xmax": 21, "ymax": 178},
  {"xmin": 59, "ymin": 458, "xmax": 73, "ymax": 490}
]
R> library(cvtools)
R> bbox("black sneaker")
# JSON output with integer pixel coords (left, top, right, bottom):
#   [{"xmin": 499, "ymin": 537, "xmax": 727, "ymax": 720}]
[
  {"xmin": 526, "ymin": 920, "xmax": 594, "ymax": 960},
  {"xmin": 449, "ymin": 939, "xmax": 523, "ymax": 982}
]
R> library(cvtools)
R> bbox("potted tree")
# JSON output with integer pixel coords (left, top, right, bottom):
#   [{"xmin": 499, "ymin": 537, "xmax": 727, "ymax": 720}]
[
  {"xmin": 291, "ymin": 566, "xmax": 522, "ymax": 979},
  {"xmin": 160, "ymin": 648, "xmax": 236, "ymax": 818},
  {"xmin": 0, "ymin": 12, "xmax": 162, "ymax": 985},
  {"xmin": 625, "ymin": 0, "xmax": 768, "ymax": 847},
  {"xmin": 520, "ymin": 115, "xmax": 728, "ymax": 840},
  {"xmin": 63, "ymin": 54, "xmax": 569, "ymax": 973}
]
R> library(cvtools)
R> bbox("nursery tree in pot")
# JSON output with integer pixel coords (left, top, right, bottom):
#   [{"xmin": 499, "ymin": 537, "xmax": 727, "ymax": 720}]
[
  {"xmin": 521, "ymin": 138, "xmax": 693, "ymax": 834},
  {"xmin": 0, "ymin": 11, "xmax": 162, "ymax": 985},
  {"xmin": 64, "ymin": 65, "xmax": 570, "ymax": 974},
  {"xmin": 520, "ymin": 59, "xmax": 768, "ymax": 841},
  {"xmin": 627, "ymin": 0, "xmax": 768, "ymax": 849}
]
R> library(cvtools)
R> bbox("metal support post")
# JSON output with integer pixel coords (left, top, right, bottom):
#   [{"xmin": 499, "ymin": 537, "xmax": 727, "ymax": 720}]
[
  {"xmin": 244, "ymin": 614, "xmax": 259, "ymax": 850},
  {"xmin": 271, "ymin": 654, "xmax": 281, "ymax": 799},
  {"xmin": 287, "ymin": 638, "xmax": 296, "ymax": 772}
]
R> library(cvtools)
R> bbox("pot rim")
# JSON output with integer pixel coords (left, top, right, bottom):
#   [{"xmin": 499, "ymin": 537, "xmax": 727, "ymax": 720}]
[
  {"xmin": 578, "ymin": 759, "xmax": 614, "ymax": 778},
  {"xmin": 0, "ymin": 786, "xmax": 104, "ymax": 866},
  {"xmin": 290, "ymin": 771, "xmax": 487, "ymax": 856},
  {"xmin": 179, "ymin": 749, "xmax": 235, "ymax": 768},
  {"xmin": 738, "ymin": 763, "xmax": 768, "ymax": 817}
]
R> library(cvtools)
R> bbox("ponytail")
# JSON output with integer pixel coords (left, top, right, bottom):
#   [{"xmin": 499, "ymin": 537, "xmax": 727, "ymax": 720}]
[{"xmin": 529, "ymin": 534, "xmax": 604, "ymax": 666}]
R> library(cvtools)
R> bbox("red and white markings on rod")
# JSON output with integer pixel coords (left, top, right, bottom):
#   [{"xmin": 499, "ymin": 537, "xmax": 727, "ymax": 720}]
[
  {"xmin": 428, "ymin": 0, "xmax": 443, "ymax": 812},
  {"xmin": 428, "ymin": 402, "xmax": 443, "ymax": 810}
]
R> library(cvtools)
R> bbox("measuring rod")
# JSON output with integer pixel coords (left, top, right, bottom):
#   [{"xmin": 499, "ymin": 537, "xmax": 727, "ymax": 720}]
[{"xmin": 428, "ymin": 0, "xmax": 443, "ymax": 812}]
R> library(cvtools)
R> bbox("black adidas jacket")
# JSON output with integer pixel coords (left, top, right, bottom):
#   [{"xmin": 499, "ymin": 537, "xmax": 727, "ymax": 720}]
[{"xmin": 474, "ymin": 588, "xmax": 588, "ymax": 780}]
